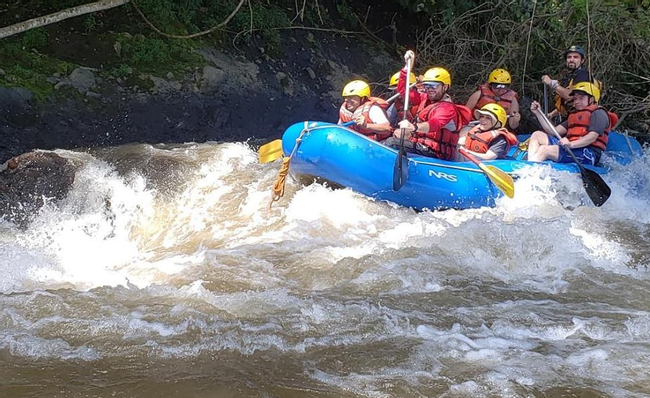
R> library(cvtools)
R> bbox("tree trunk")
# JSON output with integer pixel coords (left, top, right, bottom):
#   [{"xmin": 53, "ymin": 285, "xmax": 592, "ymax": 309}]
[{"xmin": 0, "ymin": 0, "xmax": 131, "ymax": 39}]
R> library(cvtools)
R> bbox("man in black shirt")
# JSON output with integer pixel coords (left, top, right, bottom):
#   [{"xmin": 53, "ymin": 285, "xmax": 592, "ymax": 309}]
[{"xmin": 542, "ymin": 45, "xmax": 593, "ymax": 119}]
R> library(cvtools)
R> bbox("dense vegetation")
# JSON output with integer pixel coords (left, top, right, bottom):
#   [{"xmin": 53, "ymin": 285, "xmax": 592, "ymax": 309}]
[{"xmin": 0, "ymin": 0, "xmax": 648, "ymax": 130}]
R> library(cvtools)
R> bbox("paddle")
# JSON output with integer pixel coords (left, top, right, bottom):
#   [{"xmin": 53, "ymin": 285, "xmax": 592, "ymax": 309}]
[
  {"xmin": 258, "ymin": 121, "xmax": 355, "ymax": 163},
  {"xmin": 258, "ymin": 139, "xmax": 282, "ymax": 163},
  {"xmin": 538, "ymin": 111, "xmax": 611, "ymax": 207},
  {"xmin": 392, "ymin": 58, "xmax": 413, "ymax": 191},
  {"xmin": 459, "ymin": 148, "xmax": 515, "ymax": 198}
]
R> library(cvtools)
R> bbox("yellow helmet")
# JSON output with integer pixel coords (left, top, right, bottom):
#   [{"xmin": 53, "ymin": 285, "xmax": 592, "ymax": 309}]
[
  {"xmin": 342, "ymin": 80, "xmax": 371, "ymax": 98},
  {"xmin": 474, "ymin": 103, "xmax": 508, "ymax": 128},
  {"xmin": 422, "ymin": 67, "xmax": 451, "ymax": 87},
  {"xmin": 389, "ymin": 71, "xmax": 417, "ymax": 88},
  {"xmin": 571, "ymin": 81, "xmax": 600, "ymax": 102},
  {"xmin": 488, "ymin": 68, "xmax": 512, "ymax": 85}
]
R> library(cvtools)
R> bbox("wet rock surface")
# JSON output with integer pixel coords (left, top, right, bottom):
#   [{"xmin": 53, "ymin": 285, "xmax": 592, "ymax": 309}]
[
  {"xmin": 0, "ymin": 34, "xmax": 400, "ymax": 163},
  {"xmin": 0, "ymin": 152, "xmax": 76, "ymax": 226}
]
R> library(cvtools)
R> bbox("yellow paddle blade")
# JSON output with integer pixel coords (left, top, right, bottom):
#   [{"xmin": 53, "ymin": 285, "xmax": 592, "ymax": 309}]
[
  {"xmin": 258, "ymin": 140, "xmax": 283, "ymax": 163},
  {"xmin": 478, "ymin": 163, "xmax": 515, "ymax": 198}
]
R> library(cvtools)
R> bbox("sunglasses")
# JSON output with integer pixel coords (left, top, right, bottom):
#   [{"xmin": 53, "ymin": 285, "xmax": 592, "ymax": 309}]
[
  {"xmin": 424, "ymin": 82, "xmax": 442, "ymax": 90},
  {"xmin": 491, "ymin": 83, "xmax": 509, "ymax": 89}
]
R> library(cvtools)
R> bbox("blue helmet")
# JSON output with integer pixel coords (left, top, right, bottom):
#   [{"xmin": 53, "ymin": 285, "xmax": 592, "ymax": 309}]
[{"xmin": 564, "ymin": 45, "xmax": 585, "ymax": 59}]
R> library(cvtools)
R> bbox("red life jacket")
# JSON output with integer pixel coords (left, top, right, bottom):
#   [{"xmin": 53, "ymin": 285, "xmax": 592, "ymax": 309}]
[
  {"xmin": 463, "ymin": 125, "xmax": 518, "ymax": 155},
  {"xmin": 475, "ymin": 83, "xmax": 519, "ymax": 113},
  {"xmin": 393, "ymin": 100, "xmax": 419, "ymax": 122},
  {"xmin": 566, "ymin": 105, "xmax": 617, "ymax": 151},
  {"xmin": 412, "ymin": 99, "xmax": 472, "ymax": 160},
  {"xmin": 339, "ymin": 97, "xmax": 392, "ymax": 141}
]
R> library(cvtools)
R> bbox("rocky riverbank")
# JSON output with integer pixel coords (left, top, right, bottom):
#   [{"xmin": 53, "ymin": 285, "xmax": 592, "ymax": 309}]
[
  {"xmin": 0, "ymin": 31, "xmax": 400, "ymax": 164},
  {"xmin": 0, "ymin": 20, "xmax": 404, "ymax": 225}
]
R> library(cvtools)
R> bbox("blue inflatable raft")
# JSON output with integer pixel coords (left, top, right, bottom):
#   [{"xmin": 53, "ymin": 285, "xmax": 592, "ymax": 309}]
[{"xmin": 281, "ymin": 121, "xmax": 644, "ymax": 210}]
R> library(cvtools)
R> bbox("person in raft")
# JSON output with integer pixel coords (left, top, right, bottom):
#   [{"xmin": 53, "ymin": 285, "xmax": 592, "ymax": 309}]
[
  {"xmin": 385, "ymin": 70, "xmax": 419, "ymax": 128},
  {"xmin": 465, "ymin": 68, "xmax": 521, "ymax": 130},
  {"xmin": 337, "ymin": 79, "xmax": 393, "ymax": 141},
  {"xmin": 457, "ymin": 103, "xmax": 518, "ymax": 160},
  {"xmin": 527, "ymin": 82, "xmax": 618, "ymax": 165},
  {"xmin": 383, "ymin": 50, "xmax": 471, "ymax": 160},
  {"xmin": 542, "ymin": 44, "xmax": 598, "ymax": 120}
]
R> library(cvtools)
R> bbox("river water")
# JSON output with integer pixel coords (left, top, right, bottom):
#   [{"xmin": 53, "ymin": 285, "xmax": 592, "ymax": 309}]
[{"xmin": 1, "ymin": 142, "xmax": 649, "ymax": 397}]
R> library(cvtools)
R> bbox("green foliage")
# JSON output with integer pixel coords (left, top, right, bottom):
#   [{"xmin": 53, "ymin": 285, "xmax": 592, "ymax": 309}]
[
  {"xmin": 54, "ymin": 61, "xmax": 76, "ymax": 76},
  {"xmin": 0, "ymin": 42, "xmax": 73, "ymax": 72},
  {"xmin": 395, "ymin": 0, "xmax": 481, "ymax": 23},
  {"xmin": 391, "ymin": 0, "xmax": 650, "ymax": 129},
  {"xmin": 128, "ymin": 0, "xmax": 294, "ymax": 56},
  {"xmin": 20, "ymin": 28, "xmax": 49, "ymax": 50},
  {"xmin": 111, "ymin": 63, "xmax": 133, "ymax": 78},
  {"xmin": 1, "ymin": 0, "xmax": 646, "ymax": 129},
  {"xmin": 248, "ymin": 2, "xmax": 291, "ymax": 56},
  {"xmin": 125, "ymin": 37, "xmax": 174, "ymax": 65},
  {"xmin": 303, "ymin": 2, "xmax": 332, "ymax": 26},
  {"xmin": 0, "ymin": 59, "xmax": 55, "ymax": 101},
  {"xmin": 83, "ymin": 14, "xmax": 97, "ymax": 34},
  {"xmin": 335, "ymin": 0, "xmax": 358, "ymax": 27},
  {"xmin": 115, "ymin": 34, "xmax": 203, "ymax": 75},
  {"xmin": 132, "ymin": 0, "xmax": 186, "ymax": 35},
  {"xmin": 0, "ymin": 33, "xmax": 79, "ymax": 101}
]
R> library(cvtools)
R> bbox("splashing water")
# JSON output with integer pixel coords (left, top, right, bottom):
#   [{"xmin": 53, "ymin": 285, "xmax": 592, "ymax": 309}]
[{"xmin": 1, "ymin": 142, "xmax": 649, "ymax": 397}]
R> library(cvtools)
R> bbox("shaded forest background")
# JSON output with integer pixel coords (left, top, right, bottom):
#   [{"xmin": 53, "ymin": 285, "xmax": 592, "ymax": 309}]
[{"xmin": 1, "ymin": 0, "xmax": 649, "ymax": 131}]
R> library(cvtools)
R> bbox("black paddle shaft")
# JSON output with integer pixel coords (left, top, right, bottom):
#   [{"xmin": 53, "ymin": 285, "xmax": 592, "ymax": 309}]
[
  {"xmin": 560, "ymin": 142, "xmax": 611, "ymax": 207},
  {"xmin": 393, "ymin": 56, "xmax": 413, "ymax": 191}
]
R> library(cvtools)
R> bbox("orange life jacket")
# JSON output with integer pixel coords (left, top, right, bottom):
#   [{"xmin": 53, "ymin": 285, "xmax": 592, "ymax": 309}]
[
  {"xmin": 475, "ymin": 83, "xmax": 519, "ymax": 113},
  {"xmin": 339, "ymin": 97, "xmax": 392, "ymax": 141},
  {"xmin": 566, "ymin": 105, "xmax": 617, "ymax": 151},
  {"xmin": 463, "ymin": 125, "xmax": 519, "ymax": 155},
  {"xmin": 413, "ymin": 99, "xmax": 472, "ymax": 160}
]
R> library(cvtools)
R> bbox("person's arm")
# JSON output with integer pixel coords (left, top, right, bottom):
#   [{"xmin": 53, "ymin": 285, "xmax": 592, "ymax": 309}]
[
  {"xmin": 412, "ymin": 102, "xmax": 458, "ymax": 138},
  {"xmin": 542, "ymin": 74, "xmax": 572, "ymax": 101},
  {"xmin": 507, "ymin": 97, "xmax": 520, "ymax": 130},
  {"xmin": 362, "ymin": 105, "xmax": 393, "ymax": 134},
  {"xmin": 397, "ymin": 51, "xmax": 421, "ymax": 106},
  {"xmin": 562, "ymin": 131, "xmax": 599, "ymax": 148},
  {"xmin": 556, "ymin": 69, "xmax": 592, "ymax": 101},
  {"xmin": 554, "ymin": 85, "xmax": 573, "ymax": 101},
  {"xmin": 465, "ymin": 148, "xmax": 498, "ymax": 160},
  {"xmin": 530, "ymin": 100, "xmax": 558, "ymax": 134},
  {"xmin": 465, "ymin": 90, "xmax": 481, "ymax": 111}
]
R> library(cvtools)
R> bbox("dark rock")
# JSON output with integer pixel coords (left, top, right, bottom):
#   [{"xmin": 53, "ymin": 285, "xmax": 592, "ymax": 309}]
[
  {"xmin": 0, "ymin": 152, "xmax": 76, "ymax": 226},
  {"xmin": 69, "ymin": 68, "xmax": 96, "ymax": 94},
  {"xmin": 199, "ymin": 65, "xmax": 226, "ymax": 92}
]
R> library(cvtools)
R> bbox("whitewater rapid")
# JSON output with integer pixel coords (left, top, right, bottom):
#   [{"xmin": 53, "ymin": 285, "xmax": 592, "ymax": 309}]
[{"xmin": 1, "ymin": 141, "xmax": 649, "ymax": 397}]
